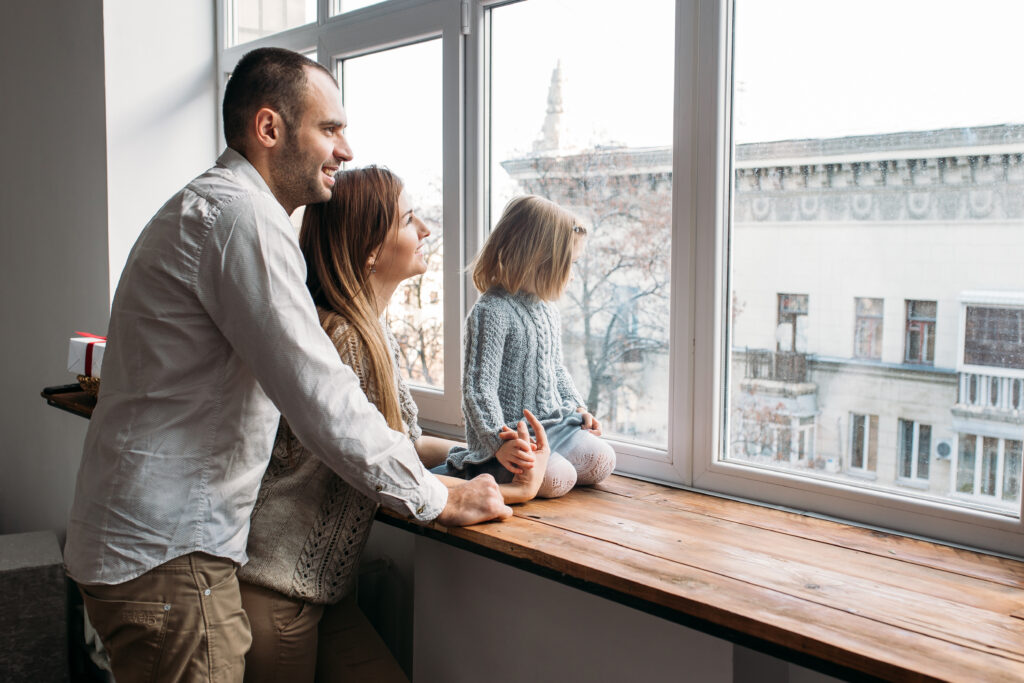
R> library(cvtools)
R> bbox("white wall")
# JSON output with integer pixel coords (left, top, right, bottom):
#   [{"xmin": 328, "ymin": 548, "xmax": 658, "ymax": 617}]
[
  {"xmin": 0, "ymin": 0, "xmax": 216, "ymax": 540},
  {"xmin": 102, "ymin": 0, "xmax": 218, "ymax": 297},
  {"xmin": 361, "ymin": 522, "xmax": 842, "ymax": 683}
]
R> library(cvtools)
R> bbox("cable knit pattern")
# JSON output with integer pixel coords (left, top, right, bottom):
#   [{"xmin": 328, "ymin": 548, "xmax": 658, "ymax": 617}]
[
  {"xmin": 447, "ymin": 288, "xmax": 586, "ymax": 470},
  {"xmin": 238, "ymin": 308, "xmax": 420, "ymax": 605}
]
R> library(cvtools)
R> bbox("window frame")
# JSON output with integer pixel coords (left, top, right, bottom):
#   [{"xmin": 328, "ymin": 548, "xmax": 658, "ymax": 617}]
[{"xmin": 217, "ymin": 0, "xmax": 1024, "ymax": 558}]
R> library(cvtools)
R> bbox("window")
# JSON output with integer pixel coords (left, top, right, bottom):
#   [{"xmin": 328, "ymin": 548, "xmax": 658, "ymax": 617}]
[
  {"xmin": 956, "ymin": 435, "xmax": 1022, "ymax": 509},
  {"xmin": 964, "ymin": 306, "xmax": 1024, "ymax": 370},
  {"xmin": 776, "ymin": 293, "xmax": 808, "ymax": 353},
  {"xmin": 897, "ymin": 420, "xmax": 930, "ymax": 483},
  {"xmin": 849, "ymin": 414, "xmax": 877, "ymax": 474},
  {"xmin": 486, "ymin": 0, "xmax": 675, "ymax": 448},
  {"xmin": 218, "ymin": 0, "xmax": 1024, "ymax": 558},
  {"xmin": 337, "ymin": 40, "xmax": 446, "ymax": 390},
  {"xmin": 905, "ymin": 300, "xmax": 936, "ymax": 365},
  {"xmin": 227, "ymin": 0, "xmax": 316, "ymax": 47},
  {"xmin": 854, "ymin": 298, "xmax": 883, "ymax": 360}
]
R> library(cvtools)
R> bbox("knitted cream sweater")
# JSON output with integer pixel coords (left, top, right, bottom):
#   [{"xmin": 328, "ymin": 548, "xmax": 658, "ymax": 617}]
[
  {"xmin": 447, "ymin": 288, "xmax": 585, "ymax": 470},
  {"xmin": 237, "ymin": 308, "xmax": 420, "ymax": 604}
]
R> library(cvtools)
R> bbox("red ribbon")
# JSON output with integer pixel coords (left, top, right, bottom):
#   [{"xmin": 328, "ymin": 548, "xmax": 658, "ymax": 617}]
[{"xmin": 75, "ymin": 331, "xmax": 107, "ymax": 377}]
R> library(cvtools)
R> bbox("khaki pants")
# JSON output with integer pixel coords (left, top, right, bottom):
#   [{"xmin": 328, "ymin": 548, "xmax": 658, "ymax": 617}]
[
  {"xmin": 78, "ymin": 552, "xmax": 252, "ymax": 683},
  {"xmin": 239, "ymin": 581, "xmax": 408, "ymax": 683}
]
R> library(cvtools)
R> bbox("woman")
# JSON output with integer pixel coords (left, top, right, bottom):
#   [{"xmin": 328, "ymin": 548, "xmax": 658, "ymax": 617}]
[{"xmin": 237, "ymin": 167, "xmax": 548, "ymax": 682}]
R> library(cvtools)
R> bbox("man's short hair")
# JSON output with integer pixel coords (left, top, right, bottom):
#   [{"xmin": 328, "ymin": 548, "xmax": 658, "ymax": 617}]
[{"xmin": 222, "ymin": 47, "xmax": 337, "ymax": 152}]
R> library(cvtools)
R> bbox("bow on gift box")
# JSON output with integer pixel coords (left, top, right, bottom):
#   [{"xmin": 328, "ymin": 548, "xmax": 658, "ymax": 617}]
[{"xmin": 74, "ymin": 331, "xmax": 107, "ymax": 377}]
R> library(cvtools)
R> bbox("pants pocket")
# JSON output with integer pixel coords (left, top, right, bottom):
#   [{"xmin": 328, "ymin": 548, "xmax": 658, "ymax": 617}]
[{"xmin": 79, "ymin": 587, "xmax": 169, "ymax": 683}]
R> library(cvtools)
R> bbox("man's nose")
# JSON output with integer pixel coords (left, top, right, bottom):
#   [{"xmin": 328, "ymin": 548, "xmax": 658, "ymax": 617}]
[{"xmin": 335, "ymin": 136, "xmax": 353, "ymax": 162}]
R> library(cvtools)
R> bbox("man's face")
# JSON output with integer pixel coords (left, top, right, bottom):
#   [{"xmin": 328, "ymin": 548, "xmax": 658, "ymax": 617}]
[{"xmin": 272, "ymin": 67, "xmax": 353, "ymax": 214}]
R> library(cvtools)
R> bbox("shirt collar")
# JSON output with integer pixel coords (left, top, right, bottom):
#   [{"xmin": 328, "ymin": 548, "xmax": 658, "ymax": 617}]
[{"xmin": 216, "ymin": 147, "xmax": 279, "ymax": 203}]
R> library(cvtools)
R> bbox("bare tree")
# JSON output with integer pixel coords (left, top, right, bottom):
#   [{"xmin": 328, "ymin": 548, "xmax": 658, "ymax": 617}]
[
  {"xmin": 389, "ymin": 184, "xmax": 445, "ymax": 386},
  {"xmin": 502, "ymin": 147, "xmax": 672, "ymax": 435}
]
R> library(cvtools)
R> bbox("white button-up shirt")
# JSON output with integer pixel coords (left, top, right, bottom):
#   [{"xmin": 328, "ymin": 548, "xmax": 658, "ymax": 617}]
[{"xmin": 65, "ymin": 149, "xmax": 447, "ymax": 585}]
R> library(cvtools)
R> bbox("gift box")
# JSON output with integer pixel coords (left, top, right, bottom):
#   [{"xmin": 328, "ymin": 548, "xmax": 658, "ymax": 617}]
[{"xmin": 68, "ymin": 334, "xmax": 106, "ymax": 378}]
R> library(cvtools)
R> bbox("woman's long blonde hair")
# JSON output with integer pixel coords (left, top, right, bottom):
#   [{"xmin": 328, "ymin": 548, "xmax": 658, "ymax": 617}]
[
  {"xmin": 300, "ymin": 166, "xmax": 405, "ymax": 431},
  {"xmin": 472, "ymin": 195, "xmax": 586, "ymax": 300}
]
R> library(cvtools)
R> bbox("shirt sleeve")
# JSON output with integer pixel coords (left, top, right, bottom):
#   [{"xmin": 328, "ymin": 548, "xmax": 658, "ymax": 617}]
[
  {"xmin": 196, "ymin": 194, "xmax": 447, "ymax": 521},
  {"xmin": 461, "ymin": 300, "xmax": 510, "ymax": 457}
]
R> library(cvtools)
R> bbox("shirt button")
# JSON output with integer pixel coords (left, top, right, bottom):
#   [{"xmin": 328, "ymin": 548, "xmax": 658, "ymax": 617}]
[
  {"xmin": 375, "ymin": 484, "xmax": 383, "ymax": 492},
  {"xmin": 204, "ymin": 589, "xmax": 211, "ymax": 596}
]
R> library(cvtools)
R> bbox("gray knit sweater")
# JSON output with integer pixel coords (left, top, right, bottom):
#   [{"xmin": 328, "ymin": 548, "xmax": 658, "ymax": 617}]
[
  {"xmin": 447, "ymin": 288, "xmax": 585, "ymax": 470},
  {"xmin": 237, "ymin": 308, "xmax": 421, "ymax": 605}
]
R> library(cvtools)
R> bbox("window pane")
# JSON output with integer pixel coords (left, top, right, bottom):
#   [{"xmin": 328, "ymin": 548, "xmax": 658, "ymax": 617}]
[
  {"xmin": 487, "ymin": 0, "xmax": 674, "ymax": 447},
  {"xmin": 957, "ymin": 435, "xmax": 977, "ymax": 494},
  {"xmin": 340, "ymin": 40, "xmax": 444, "ymax": 388},
  {"xmin": 726, "ymin": 0, "xmax": 1024, "ymax": 517},
  {"xmin": 229, "ymin": 0, "xmax": 316, "ymax": 47},
  {"xmin": 917, "ymin": 424, "xmax": 931, "ymax": 480},
  {"xmin": 898, "ymin": 420, "xmax": 913, "ymax": 479},
  {"xmin": 1004, "ymin": 441, "xmax": 1022, "ymax": 503},
  {"xmin": 330, "ymin": 0, "xmax": 384, "ymax": 16},
  {"xmin": 981, "ymin": 437, "xmax": 999, "ymax": 497}
]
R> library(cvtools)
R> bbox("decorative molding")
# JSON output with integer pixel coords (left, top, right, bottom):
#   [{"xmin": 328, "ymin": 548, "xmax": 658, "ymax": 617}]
[{"xmin": 502, "ymin": 124, "xmax": 1024, "ymax": 223}]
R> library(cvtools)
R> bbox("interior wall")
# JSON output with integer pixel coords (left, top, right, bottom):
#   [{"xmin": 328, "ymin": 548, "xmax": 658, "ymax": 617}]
[
  {"xmin": 102, "ymin": 0, "xmax": 218, "ymax": 298},
  {"xmin": 0, "ymin": 0, "xmax": 110, "ymax": 539},
  {"xmin": 0, "ymin": 0, "xmax": 216, "ymax": 541}
]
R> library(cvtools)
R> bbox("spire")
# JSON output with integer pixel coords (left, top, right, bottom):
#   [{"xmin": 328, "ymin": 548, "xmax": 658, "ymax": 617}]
[{"xmin": 533, "ymin": 61, "xmax": 566, "ymax": 153}]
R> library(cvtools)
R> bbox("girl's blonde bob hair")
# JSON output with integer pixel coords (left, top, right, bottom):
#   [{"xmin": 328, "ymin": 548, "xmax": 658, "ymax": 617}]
[{"xmin": 472, "ymin": 195, "xmax": 587, "ymax": 301}]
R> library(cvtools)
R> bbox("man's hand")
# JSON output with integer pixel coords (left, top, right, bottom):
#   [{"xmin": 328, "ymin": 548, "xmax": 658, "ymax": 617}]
[{"xmin": 434, "ymin": 474, "xmax": 512, "ymax": 526}]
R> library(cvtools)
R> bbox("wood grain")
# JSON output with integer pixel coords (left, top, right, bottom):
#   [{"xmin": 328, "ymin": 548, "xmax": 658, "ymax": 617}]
[{"xmin": 382, "ymin": 476, "xmax": 1024, "ymax": 682}]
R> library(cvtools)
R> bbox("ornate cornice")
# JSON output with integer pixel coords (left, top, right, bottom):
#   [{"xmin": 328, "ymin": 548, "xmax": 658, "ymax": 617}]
[{"xmin": 501, "ymin": 124, "xmax": 1024, "ymax": 222}]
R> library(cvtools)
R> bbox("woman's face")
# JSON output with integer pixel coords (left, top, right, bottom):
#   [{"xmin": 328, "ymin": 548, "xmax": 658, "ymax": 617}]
[{"xmin": 371, "ymin": 190, "xmax": 431, "ymax": 285}]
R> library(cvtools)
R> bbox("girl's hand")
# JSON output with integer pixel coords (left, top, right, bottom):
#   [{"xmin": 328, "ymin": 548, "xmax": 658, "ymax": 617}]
[
  {"xmin": 495, "ymin": 422, "xmax": 537, "ymax": 474},
  {"xmin": 577, "ymin": 407, "xmax": 602, "ymax": 436}
]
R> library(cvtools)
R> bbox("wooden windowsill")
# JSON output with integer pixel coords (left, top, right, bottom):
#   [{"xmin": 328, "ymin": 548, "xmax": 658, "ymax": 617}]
[
  {"xmin": 377, "ymin": 475, "xmax": 1024, "ymax": 682},
  {"xmin": 41, "ymin": 385, "xmax": 1024, "ymax": 681}
]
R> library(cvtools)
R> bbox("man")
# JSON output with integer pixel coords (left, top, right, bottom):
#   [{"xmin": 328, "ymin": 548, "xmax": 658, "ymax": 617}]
[{"xmin": 64, "ymin": 47, "xmax": 516, "ymax": 682}]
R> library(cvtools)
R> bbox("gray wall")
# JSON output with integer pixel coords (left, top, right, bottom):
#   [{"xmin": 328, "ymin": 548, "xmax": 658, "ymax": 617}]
[
  {"xmin": 0, "ymin": 0, "xmax": 216, "ymax": 541},
  {"xmin": 0, "ymin": 1, "xmax": 110, "ymax": 539}
]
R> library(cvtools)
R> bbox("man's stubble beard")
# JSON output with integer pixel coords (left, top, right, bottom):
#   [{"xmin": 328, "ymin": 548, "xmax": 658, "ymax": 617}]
[{"xmin": 273, "ymin": 129, "xmax": 330, "ymax": 212}]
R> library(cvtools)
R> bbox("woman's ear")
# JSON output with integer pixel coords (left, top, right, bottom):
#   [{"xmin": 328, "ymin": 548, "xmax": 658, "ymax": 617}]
[{"xmin": 367, "ymin": 252, "xmax": 377, "ymax": 274}]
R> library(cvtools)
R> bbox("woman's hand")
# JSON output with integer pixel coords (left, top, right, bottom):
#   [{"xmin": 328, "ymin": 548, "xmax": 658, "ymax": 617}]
[
  {"xmin": 577, "ymin": 407, "xmax": 602, "ymax": 435},
  {"xmin": 495, "ymin": 420, "xmax": 538, "ymax": 474}
]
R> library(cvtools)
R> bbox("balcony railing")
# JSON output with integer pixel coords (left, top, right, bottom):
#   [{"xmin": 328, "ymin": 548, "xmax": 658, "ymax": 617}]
[
  {"xmin": 958, "ymin": 372, "xmax": 1024, "ymax": 411},
  {"xmin": 744, "ymin": 349, "xmax": 809, "ymax": 383}
]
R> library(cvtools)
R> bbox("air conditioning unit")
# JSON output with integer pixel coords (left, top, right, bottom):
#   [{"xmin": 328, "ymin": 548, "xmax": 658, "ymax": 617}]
[{"xmin": 935, "ymin": 439, "xmax": 954, "ymax": 460}]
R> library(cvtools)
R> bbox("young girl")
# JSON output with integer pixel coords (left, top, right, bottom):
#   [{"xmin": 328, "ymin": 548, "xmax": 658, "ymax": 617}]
[{"xmin": 445, "ymin": 195, "xmax": 616, "ymax": 498}]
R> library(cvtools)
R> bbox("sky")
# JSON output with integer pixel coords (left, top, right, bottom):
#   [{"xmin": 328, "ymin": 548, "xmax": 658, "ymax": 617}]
[{"xmin": 325, "ymin": 0, "xmax": 1024, "ymax": 217}]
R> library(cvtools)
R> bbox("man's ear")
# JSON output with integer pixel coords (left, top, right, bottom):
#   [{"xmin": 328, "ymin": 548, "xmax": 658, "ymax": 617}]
[{"xmin": 253, "ymin": 107, "xmax": 284, "ymax": 149}]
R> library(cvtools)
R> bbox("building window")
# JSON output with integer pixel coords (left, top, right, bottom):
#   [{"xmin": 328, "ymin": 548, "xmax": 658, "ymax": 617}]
[
  {"xmin": 956, "ymin": 434, "xmax": 1023, "ymax": 504},
  {"xmin": 904, "ymin": 300, "xmax": 936, "ymax": 365},
  {"xmin": 854, "ymin": 297, "xmax": 883, "ymax": 360},
  {"xmin": 964, "ymin": 306, "xmax": 1024, "ymax": 370},
  {"xmin": 898, "ymin": 419, "xmax": 931, "ymax": 482},
  {"xmin": 849, "ymin": 414, "xmax": 877, "ymax": 473},
  {"xmin": 777, "ymin": 293, "xmax": 808, "ymax": 352}
]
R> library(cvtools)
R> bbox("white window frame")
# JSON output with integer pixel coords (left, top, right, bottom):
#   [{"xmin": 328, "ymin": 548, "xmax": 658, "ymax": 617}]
[
  {"xmin": 217, "ymin": 0, "xmax": 1024, "ymax": 558},
  {"xmin": 897, "ymin": 419, "xmax": 931, "ymax": 486}
]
